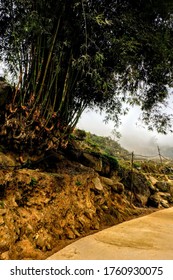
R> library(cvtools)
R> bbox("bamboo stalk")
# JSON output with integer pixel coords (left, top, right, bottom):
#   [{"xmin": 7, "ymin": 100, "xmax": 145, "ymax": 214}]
[
  {"xmin": 26, "ymin": 17, "xmax": 62, "ymax": 121},
  {"xmin": 35, "ymin": 18, "xmax": 61, "ymax": 105}
]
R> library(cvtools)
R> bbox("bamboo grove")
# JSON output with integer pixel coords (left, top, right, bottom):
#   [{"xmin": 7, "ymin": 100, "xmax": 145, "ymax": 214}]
[{"xmin": 0, "ymin": 0, "xmax": 173, "ymax": 153}]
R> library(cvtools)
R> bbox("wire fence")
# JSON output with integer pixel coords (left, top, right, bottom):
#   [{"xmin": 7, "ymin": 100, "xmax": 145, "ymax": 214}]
[
  {"xmin": 113, "ymin": 145, "xmax": 173, "ymax": 166},
  {"xmin": 117, "ymin": 146, "xmax": 173, "ymax": 205}
]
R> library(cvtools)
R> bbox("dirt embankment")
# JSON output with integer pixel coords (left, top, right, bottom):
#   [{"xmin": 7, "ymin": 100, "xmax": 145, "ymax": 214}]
[{"xmin": 0, "ymin": 148, "xmax": 173, "ymax": 260}]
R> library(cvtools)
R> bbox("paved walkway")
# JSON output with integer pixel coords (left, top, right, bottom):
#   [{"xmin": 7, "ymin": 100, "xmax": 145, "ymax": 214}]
[{"xmin": 48, "ymin": 207, "xmax": 173, "ymax": 260}]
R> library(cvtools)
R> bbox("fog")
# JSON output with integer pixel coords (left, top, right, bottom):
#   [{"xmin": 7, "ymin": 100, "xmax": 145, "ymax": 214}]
[{"xmin": 78, "ymin": 106, "xmax": 173, "ymax": 156}]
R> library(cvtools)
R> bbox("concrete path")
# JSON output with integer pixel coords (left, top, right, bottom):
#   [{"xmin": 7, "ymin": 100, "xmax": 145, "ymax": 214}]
[{"xmin": 48, "ymin": 207, "xmax": 173, "ymax": 260}]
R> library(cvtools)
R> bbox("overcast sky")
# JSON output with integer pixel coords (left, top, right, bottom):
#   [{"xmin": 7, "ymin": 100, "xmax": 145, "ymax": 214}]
[{"xmin": 78, "ymin": 103, "xmax": 173, "ymax": 155}]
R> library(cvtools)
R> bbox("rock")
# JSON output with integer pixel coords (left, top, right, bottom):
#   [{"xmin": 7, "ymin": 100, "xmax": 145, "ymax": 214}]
[
  {"xmin": 101, "ymin": 177, "xmax": 114, "ymax": 186},
  {"xmin": 25, "ymin": 224, "xmax": 34, "ymax": 235},
  {"xmin": 82, "ymin": 152, "xmax": 102, "ymax": 172},
  {"xmin": 78, "ymin": 215, "xmax": 90, "ymax": 228},
  {"xmin": 160, "ymin": 199, "xmax": 169, "ymax": 208},
  {"xmin": 158, "ymin": 192, "xmax": 173, "ymax": 204},
  {"xmin": 65, "ymin": 228, "xmax": 76, "ymax": 239},
  {"xmin": 148, "ymin": 175, "xmax": 158, "ymax": 186},
  {"xmin": 84, "ymin": 209, "xmax": 94, "ymax": 220},
  {"xmin": 155, "ymin": 181, "xmax": 170, "ymax": 192},
  {"xmin": 101, "ymin": 205, "xmax": 109, "ymax": 211},
  {"xmin": 91, "ymin": 177, "xmax": 103, "ymax": 191},
  {"xmin": 115, "ymin": 183, "xmax": 124, "ymax": 194},
  {"xmin": 121, "ymin": 171, "xmax": 151, "ymax": 201},
  {"xmin": 111, "ymin": 182, "xmax": 124, "ymax": 194},
  {"xmin": 71, "ymin": 228, "xmax": 81, "ymax": 237},
  {"xmin": 135, "ymin": 194, "xmax": 150, "ymax": 206},
  {"xmin": 92, "ymin": 222, "xmax": 100, "ymax": 230},
  {"xmin": 35, "ymin": 231, "xmax": 52, "ymax": 251},
  {"xmin": 148, "ymin": 183, "xmax": 157, "ymax": 194},
  {"xmin": 147, "ymin": 193, "xmax": 160, "ymax": 208},
  {"xmin": 148, "ymin": 191, "xmax": 171, "ymax": 208}
]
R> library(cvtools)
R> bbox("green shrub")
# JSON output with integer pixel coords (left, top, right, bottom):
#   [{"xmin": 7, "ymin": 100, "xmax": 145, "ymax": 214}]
[
  {"xmin": 103, "ymin": 154, "xmax": 119, "ymax": 169},
  {"xmin": 29, "ymin": 177, "xmax": 38, "ymax": 187},
  {"xmin": 75, "ymin": 180, "xmax": 82, "ymax": 186},
  {"xmin": 133, "ymin": 162, "xmax": 141, "ymax": 169}
]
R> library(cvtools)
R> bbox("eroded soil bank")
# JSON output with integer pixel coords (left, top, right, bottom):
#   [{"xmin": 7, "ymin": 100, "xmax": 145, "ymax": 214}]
[{"xmin": 0, "ymin": 148, "xmax": 173, "ymax": 260}]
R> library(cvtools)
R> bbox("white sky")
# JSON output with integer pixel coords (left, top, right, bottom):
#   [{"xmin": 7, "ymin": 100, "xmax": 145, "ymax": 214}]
[{"xmin": 78, "ymin": 104, "xmax": 173, "ymax": 155}]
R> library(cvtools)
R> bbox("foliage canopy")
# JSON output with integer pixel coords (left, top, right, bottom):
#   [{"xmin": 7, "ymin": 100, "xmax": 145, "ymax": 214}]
[{"xmin": 0, "ymin": 0, "xmax": 173, "ymax": 153}]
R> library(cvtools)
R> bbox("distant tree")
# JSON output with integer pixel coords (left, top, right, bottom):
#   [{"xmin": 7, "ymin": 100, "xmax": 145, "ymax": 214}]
[{"xmin": 0, "ymin": 0, "xmax": 173, "ymax": 153}]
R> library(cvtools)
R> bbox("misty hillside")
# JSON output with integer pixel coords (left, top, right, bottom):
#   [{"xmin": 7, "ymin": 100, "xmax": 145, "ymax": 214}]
[
  {"xmin": 159, "ymin": 146, "xmax": 173, "ymax": 159},
  {"xmin": 87, "ymin": 133, "xmax": 129, "ymax": 157},
  {"xmin": 89, "ymin": 134, "xmax": 173, "ymax": 160},
  {"xmin": 74, "ymin": 129, "xmax": 130, "ymax": 160},
  {"xmin": 74, "ymin": 129, "xmax": 173, "ymax": 161}
]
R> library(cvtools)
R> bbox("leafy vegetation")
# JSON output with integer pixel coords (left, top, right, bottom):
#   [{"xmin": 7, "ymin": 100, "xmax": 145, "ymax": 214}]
[
  {"xmin": 29, "ymin": 177, "xmax": 38, "ymax": 187},
  {"xmin": 85, "ymin": 132, "xmax": 129, "ymax": 159},
  {"xmin": 75, "ymin": 180, "xmax": 82, "ymax": 186},
  {"xmin": 0, "ymin": 1, "xmax": 173, "ymax": 153}
]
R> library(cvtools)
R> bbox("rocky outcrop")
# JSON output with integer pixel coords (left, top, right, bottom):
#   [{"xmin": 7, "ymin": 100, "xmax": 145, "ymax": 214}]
[
  {"xmin": 65, "ymin": 138, "xmax": 118, "ymax": 176},
  {"xmin": 147, "ymin": 179, "xmax": 173, "ymax": 208},
  {"xmin": 82, "ymin": 152, "xmax": 102, "ymax": 172},
  {"xmin": 155, "ymin": 181, "xmax": 171, "ymax": 192}
]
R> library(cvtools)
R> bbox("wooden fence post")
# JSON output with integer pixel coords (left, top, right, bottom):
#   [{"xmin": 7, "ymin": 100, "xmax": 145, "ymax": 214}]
[
  {"xmin": 157, "ymin": 145, "xmax": 163, "ymax": 166},
  {"xmin": 130, "ymin": 151, "xmax": 134, "ymax": 205}
]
